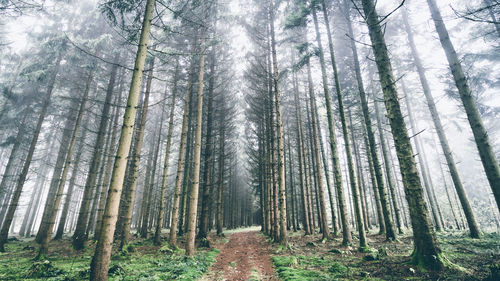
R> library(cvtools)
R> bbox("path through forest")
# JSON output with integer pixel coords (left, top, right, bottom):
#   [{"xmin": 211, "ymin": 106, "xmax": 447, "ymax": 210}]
[{"xmin": 203, "ymin": 230, "xmax": 277, "ymax": 280}]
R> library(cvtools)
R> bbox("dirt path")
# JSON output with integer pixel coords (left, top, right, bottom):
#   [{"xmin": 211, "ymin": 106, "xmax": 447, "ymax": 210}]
[{"xmin": 203, "ymin": 231, "xmax": 277, "ymax": 281}]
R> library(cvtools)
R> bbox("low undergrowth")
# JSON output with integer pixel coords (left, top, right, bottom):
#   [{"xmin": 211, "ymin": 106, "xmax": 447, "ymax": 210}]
[
  {"xmin": 270, "ymin": 231, "xmax": 500, "ymax": 280},
  {"xmin": 0, "ymin": 236, "xmax": 219, "ymax": 280}
]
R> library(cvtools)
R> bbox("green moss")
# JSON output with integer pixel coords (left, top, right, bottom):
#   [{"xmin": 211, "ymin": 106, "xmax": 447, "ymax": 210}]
[
  {"xmin": 276, "ymin": 267, "xmax": 331, "ymax": 281},
  {"xmin": 272, "ymin": 254, "xmax": 349, "ymax": 280},
  {"xmin": 0, "ymin": 239, "xmax": 219, "ymax": 281},
  {"xmin": 328, "ymin": 262, "xmax": 347, "ymax": 275},
  {"xmin": 272, "ymin": 256, "xmax": 298, "ymax": 267},
  {"xmin": 25, "ymin": 260, "xmax": 64, "ymax": 278}
]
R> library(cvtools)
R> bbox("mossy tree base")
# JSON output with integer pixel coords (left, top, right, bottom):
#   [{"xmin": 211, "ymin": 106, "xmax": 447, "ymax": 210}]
[{"xmin": 410, "ymin": 248, "xmax": 446, "ymax": 271}]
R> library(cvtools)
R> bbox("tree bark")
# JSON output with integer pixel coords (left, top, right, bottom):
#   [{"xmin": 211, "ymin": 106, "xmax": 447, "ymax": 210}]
[
  {"xmin": 306, "ymin": 61, "xmax": 330, "ymax": 240},
  {"xmin": 73, "ymin": 52, "xmax": 119, "ymax": 250},
  {"xmin": 185, "ymin": 25, "xmax": 207, "ymax": 256},
  {"xmin": 402, "ymin": 7, "xmax": 480, "ymax": 238},
  {"xmin": 37, "ymin": 68, "xmax": 94, "ymax": 258},
  {"xmin": 94, "ymin": 79, "xmax": 123, "ymax": 239},
  {"xmin": 119, "ymin": 57, "xmax": 154, "ymax": 250},
  {"xmin": 268, "ymin": 0, "xmax": 287, "ymax": 246},
  {"xmin": 154, "ymin": 60, "xmax": 178, "ymax": 245},
  {"xmin": 198, "ymin": 47, "xmax": 216, "ymax": 239},
  {"xmin": 89, "ymin": 0, "xmax": 155, "ymax": 278},
  {"xmin": 344, "ymin": 0, "xmax": 395, "ymax": 237},
  {"xmin": 169, "ymin": 50, "xmax": 196, "ymax": 248},
  {"xmin": 361, "ymin": 0, "xmax": 444, "ymax": 270},
  {"xmin": 0, "ymin": 49, "xmax": 63, "ymax": 252},
  {"xmin": 311, "ymin": 2, "xmax": 351, "ymax": 245},
  {"xmin": 426, "ymin": 0, "xmax": 500, "ymax": 213},
  {"xmin": 54, "ymin": 117, "xmax": 89, "ymax": 240}
]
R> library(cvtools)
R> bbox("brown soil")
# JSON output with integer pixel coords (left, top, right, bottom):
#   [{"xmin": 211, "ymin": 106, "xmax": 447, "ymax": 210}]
[{"xmin": 203, "ymin": 231, "xmax": 277, "ymax": 281}]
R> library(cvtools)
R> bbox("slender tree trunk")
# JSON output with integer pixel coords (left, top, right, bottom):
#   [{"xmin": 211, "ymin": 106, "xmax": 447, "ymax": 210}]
[
  {"xmin": 35, "ymin": 96, "xmax": 79, "ymax": 244},
  {"xmin": 402, "ymin": 8, "xmax": 480, "ymax": 238},
  {"xmin": 89, "ymin": 0, "xmax": 154, "ymax": 278},
  {"xmin": 313, "ymin": 90, "xmax": 338, "ymax": 235},
  {"xmin": 361, "ymin": 0, "xmax": 444, "ymax": 270},
  {"xmin": 20, "ymin": 128, "xmax": 55, "ymax": 237},
  {"xmin": 216, "ymin": 105, "xmax": 226, "ymax": 236},
  {"xmin": 292, "ymin": 78, "xmax": 310, "ymax": 235},
  {"xmin": 119, "ymin": 57, "xmax": 154, "ymax": 250},
  {"xmin": 73, "ymin": 53, "xmax": 120, "ymax": 250},
  {"xmin": 37, "ymin": 68, "xmax": 94, "ymax": 257},
  {"xmin": 198, "ymin": 48, "xmax": 216, "ymax": 239},
  {"xmin": 154, "ymin": 61, "xmax": 179, "ymax": 245},
  {"xmin": 268, "ymin": 0, "xmax": 287, "ymax": 246},
  {"xmin": 343, "ymin": 0, "xmax": 395, "ymax": 239},
  {"xmin": 95, "ymin": 83, "xmax": 123, "ymax": 239},
  {"xmin": 55, "ymin": 118, "xmax": 88, "ymax": 240},
  {"xmin": 306, "ymin": 62, "xmax": 330, "ymax": 239},
  {"xmin": 372, "ymin": 95, "xmax": 404, "ymax": 235},
  {"xmin": 349, "ymin": 111, "xmax": 370, "ymax": 230},
  {"xmin": 311, "ymin": 3, "xmax": 351, "ymax": 245},
  {"xmin": 362, "ymin": 123, "xmax": 384, "ymax": 231},
  {"xmin": 0, "ymin": 111, "xmax": 28, "ymax": 210},
  {"xmin": 0, "ymin": 50, "xmax": 63, "ymax": 252},
  {"xmin": 186, "ymin": 25, "xmax": 207, "ymax": 256},
  {"xmin": 400, "ymin": 82, "xmax": 443, "ymax": 232},
  {"xmin": 169, "ymin": 50, "xmax": 196, "ymax": 248},
  {"xmin": 287, "ymin": 133, "xmax": 297, "ymax": 232},
  {"xmin": 426, "ymin": 0, "xmax": 500, "ymax": 213}
]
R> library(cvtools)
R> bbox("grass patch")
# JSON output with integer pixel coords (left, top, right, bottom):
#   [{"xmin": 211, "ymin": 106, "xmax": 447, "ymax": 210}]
[
  {"xmin": 272, "ymin": 255, "xmax": 349, "ymax": 280},
  {"xmin": 0, "ymin": 238, "xmax": 219, "ymax": 281}
]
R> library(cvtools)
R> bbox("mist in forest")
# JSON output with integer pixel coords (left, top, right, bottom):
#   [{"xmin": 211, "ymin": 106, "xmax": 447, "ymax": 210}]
[{"xmin": 0, "ymin": 0, "xmax": 499, "ymax": 280}]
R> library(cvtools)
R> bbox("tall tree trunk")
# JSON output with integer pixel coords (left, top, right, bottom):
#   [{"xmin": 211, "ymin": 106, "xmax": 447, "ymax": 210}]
[
  {"xmin": 54, "ymin": 117, "xmax": 89, "ymax": 240},
  {"xmin": 315, "ymin": 5, "xmax": 365, "ymax": 246},
  {"xmin": 198, "ymin": 48, "xmax": 216, "ymax": 239},
  {"xmin": 349, "ymin": 110, "xmax": 370, "ymax": 230},
  {"xmin": 269, "ymin": 0, "xmax": 287, "ymax": 246},
  {"xmin": 154, "ymin": 61, "xmax": 179, "ymax": 245},
  {"xmin": 426, "ymin": 0, "xmax": 500, "ymax": 212},
  {"xmin": 95, "ymin": 83, "xmax": 123, "ymax": 239},
  {"xmin": 89, "ymin": 0, "xmax": 154, "ymax": 278},
  {"xmin": 343, "ymin": 0, "xmax": 394, "ymax": 237},
  {"xmin": 169, "ymin": 51, "xmax": 196, "ymax": 248},
  {"xmin": 216, "ymin": 113, "xmax": 226, "ymax": 236},
  {"xmin": 73, "ymin": 53, "xmax": 120, "ymax": 250},
  {"xmin": 311, "ymin": 2, "xmax": 351, "ymax": 245},
  {"xmin": 37, "ymin": 68, "xmax": 94, "ymax": 258},
  {"xmin": 35, "ymin": 96, "xmax": 79, "ymax": 244},
  {"xmin": 313, "ymin": 89, "xmax": 338, "ymax": 235},
  {"xmin": 306, "ymin": 61, "xmax": 330, "ymax": 239},
  {"xmin": 20, "ymin": 127, "xmax": 56, "ymax": 237},
  {"xmin": 372, "ymin": 92, "xmax": 404, "ymax": 235},
  {"xmin": 292, "ymin": 77, "xmax": 310, "ymax": 235},
  {"xmin": 0, "ymin": 49, "xmax": 63, "ymax": 252},
  {"xmin": 185, "ymin": 26, "xmax": 207, "ymax": 256},
  {"xmin": 119, "ymin": 57, "xmax": 154, "ymax": 249},
  {"xmin": 400, "ymin": 82, "xmax": 443, "ymax": 232},
  {"xmin": 0, "ymin": 111, "xmax": 28, "ymax": 210},
  {"xmin": 402, "ymin": 8, "xmax": 480, "ymax": 238},
  {"xmin": 361, "ymin": 0, "xmax": 444, "ymax": 270}
]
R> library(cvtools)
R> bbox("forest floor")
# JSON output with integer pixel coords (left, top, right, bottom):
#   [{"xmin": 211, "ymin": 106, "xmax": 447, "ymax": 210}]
[
  {"xmin": 0, "ymin": 232, "xmax": 221, "ymax": 280},
  {"xmin": 0, "ymin": 228, "xmax": 498, "ymax": 280},
  {"xmin": 268, "ymin": 230, "xmax": 500, "ymax": 281}
]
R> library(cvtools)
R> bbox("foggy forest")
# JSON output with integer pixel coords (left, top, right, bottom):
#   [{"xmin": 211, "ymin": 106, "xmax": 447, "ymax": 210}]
[{"xmin": 0, "ymin": 0, "xmax": 499, "ymax": 280}]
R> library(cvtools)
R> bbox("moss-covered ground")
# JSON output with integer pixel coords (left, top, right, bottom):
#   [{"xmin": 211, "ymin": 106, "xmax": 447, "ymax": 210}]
[
  {"xmin": 271, "ymin": 230, "xmax": 500, "ymax": 281},
  {"xmin": 0, "ymin": 235, "xmax": 220, "ymax": 280}
]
